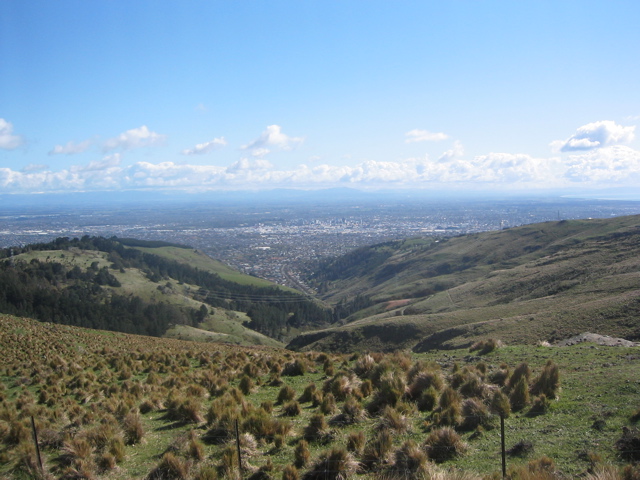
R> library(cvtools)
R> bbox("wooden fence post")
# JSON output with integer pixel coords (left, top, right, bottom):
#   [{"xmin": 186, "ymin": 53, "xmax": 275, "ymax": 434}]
[
  {"xmin": 31, "ymin": 416, "xmax": 44, "ymax": 474},
  {"xmin": 500, "ymin": 414, "xmax": 506, "ymax": 479}
]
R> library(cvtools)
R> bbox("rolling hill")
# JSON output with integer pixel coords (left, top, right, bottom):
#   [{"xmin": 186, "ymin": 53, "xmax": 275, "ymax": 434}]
[
  {"xmin": 0, "ymin": 236, "xmax": 331, "ymax": 347},
  {"xmin": 288, "ymin": 215, "xmax": 640, "ymax": 352}
]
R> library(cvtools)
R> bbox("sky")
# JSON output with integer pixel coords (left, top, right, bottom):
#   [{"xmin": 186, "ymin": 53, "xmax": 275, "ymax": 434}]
[{"xmin": 1, "ymin": 1, "xmax": 639, "ymax": 195}]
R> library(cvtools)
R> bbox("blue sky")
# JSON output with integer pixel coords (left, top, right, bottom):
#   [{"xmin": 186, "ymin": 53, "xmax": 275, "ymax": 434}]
[{"xmin": 1, "ymin": 1, "xmax": 639, "ymax": 194}]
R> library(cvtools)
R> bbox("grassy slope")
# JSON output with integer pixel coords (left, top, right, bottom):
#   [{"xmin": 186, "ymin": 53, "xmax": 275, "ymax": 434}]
[
  {"xmin": 10, "ymin": 247, "xmax": 285, "ymax": 348},
  {"xmin": 291, "ymin": 216, "xmax": 640, "ymax": 352},
  {"xmin": 1, "ymin": 314, "xmax": 639, "ymax": 479},
  {"xmin": 133, "ymin": 246, "xmax": 295, "ymax": 289}
]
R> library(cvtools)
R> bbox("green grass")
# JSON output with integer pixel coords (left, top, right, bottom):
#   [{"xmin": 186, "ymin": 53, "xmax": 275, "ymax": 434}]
[{"xmin": 1, "ymin": 315, "xmax": 639, "ymax": 479}]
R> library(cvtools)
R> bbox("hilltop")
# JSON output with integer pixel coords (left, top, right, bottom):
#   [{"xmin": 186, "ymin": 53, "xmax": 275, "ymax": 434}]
[
  {"xmin": 289, "ymin": 215, "xmax": 640, "ymax": 352},
  {"xmin": 0, "ymin": 236, "xmax": 332, "ymax": 347}
]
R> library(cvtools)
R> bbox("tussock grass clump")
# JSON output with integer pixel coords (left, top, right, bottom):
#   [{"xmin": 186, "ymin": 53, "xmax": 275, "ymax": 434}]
[
  {"xmin": 509, "ymin": 376, "xmax": 530, "ymax": 412},
  {"xmin": 282, "ymin": 464, "xmax": 299, "ymax": 480},
  {"xmin": 283, "ymin": 358, "xmax": 308, "ymax": 376},
  {"xmin": 122, "ymin": 411, "xmax": 145, "ymax": 444},
  {"xmin": 407, "ymin": 371, "xmax": 444, "ymax": 399},
  {"xmin": 469, "ymin": 338, "xmax": 502, "ymax": 355},
  {"xmin": 488, "ymin": 364, "xmax": 511, "ymax": 387},
  {"xmin": 417, "ymin": 386, "xmax": 440, "ymax": 412},
  {"xmin": 282, "ymin": 401, "xmax": 302, "ymax": 417},
  {"xmin": 277, "ymin": 385, "xmax": 297, "ymax": 405},
  {"xmin": 362, "ymin": 430, "xmax": 393, "ymax": 471},
  {"xmin": 434, "ymin": 387, "xmax": 462, "ymax": 427},
  {"xmin": 507, "ymin": 456, "xmax": 556, "ymax": 480},
  {"xmin": 376, "ymin": 406, "xmax": 411, "ymax": 434},
  {"xmin": 302, "ymin": 447, "xmax": 359, "ymax": 480},
  {"xmin": 346, "ymin": 431, "xmax": 365, "ymax": 455},
  {"xmin": 298, "ymin": 383, "xmax": 317, "ymax": 403},
  {"xmin": 319, "ymin": 392, "xmax": 337, "ymax": 415},
  {"xmin": 239, "ymin": 375, "xmax": 255, "ymax": 395},
  {"xmin": 530, "ymin": 360, "xmax": 560, "ymax": 399},
  {"xmin": 354, "ymin": 354, "xmax": 377, "ymax": 376},
  {"xmin": 324, "ymin": 372, "xmax": 362, "ymax": 401},
  {"xmin": 303, "ymin": 414, "xmax": 334, "ymax": 444},
  {"xmin": 506, "ymin": 362, "xmax": 531, "ymax": 394},
  {"xmin": 367, "ymin": 371, "xmax": 407, "ymax": 415},
  {"xmin": 166, "ymin": 396, "xmax": 204, "ymax": 423},
  {"xmin": 294, "ymin": 439, "xmax": 311, "ymax": 468},
  {"xmin": 147, "ymin": 451, "xmax": 190, "ymax": 480},
  {"xmin": 424, "ymin": 427, "xmax": 466, "ymax": 463},
  {"xmin": 331, "ymin": 396, "xmax": 367, "ymax": 426},
  {"xmin": 386, "ymin": 439, "xmax": 429, "ymax": 479},
  {"xmin": 527, "ymin": 394, "xmax": 550, "ymax": 417},
  {"xmin": 459, "ymin": 398, "xmax": 493, "ymax": 431}
]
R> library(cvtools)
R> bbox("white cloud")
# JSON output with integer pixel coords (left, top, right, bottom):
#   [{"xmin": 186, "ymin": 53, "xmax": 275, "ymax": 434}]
[
  {"xmin": 564, "ymin": 145, "xmax": 640, "ymax": 182},
  {"xmin": 551, "ymin": 120, "xmax": 635, "ymax": 153},
  {"xmin": 438, "ymin": 141, "xmax": 465, "ymax": 162},
  {"xmin": 78, "ymin": 154, "xmax": 123, "ymax": 172},
  {"xmin": 0, "ymin": 118, "xmax": 24, "ymax": 150},
  {"xmin": 405, "ymin": 129, "xmax": 449, "ymax": 143},
  {"xmin": 103, "ymin": 125, "xmax": 166, "ymax": 152},
  {"xmin": 242, "ymin": 125, "xmax": 303, "ymax": 152},
  {"xmin": 2, "ymin": 143, "xmax": 639, "ymax": 194},
  {"xmin": 49, "ymin": 139, "xmax": 92, "ymax": 155},
  {"xmin": 181, "ymin": 137, "xmax": 227, "ymax": 155}
]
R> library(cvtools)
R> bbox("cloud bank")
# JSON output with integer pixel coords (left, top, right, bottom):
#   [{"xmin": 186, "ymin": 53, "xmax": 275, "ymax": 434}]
[
  {"xmin": 1, "ymin": 120, "xmax": 638, "ymax": 194},
  {"xmin": 551, "ymin": 120, "xmax": 635, "ymax": 152}
]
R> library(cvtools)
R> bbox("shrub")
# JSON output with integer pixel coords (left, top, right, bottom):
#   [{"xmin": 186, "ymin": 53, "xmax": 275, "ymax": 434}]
[
  {"xmin": 319, "ymin": 393, "xmax": 337, "ymax": 415},
  {"xmin": 122, "ymin": 411, "xmax": 145, "ymax": 444},
  {"xmin": 346, "ymin": 431, "xmax": 365, "ymax": 455},
  {"xmin": 527, "ymin": 394, "xmax": 550, "ymax": 417},
  {"xmin": 277, "ymin": 385, "xmax": 296, "ymax": 405},
  {"xmin": 282, "ymin": 464, "xmax": 299, "ymax": 480},
  {"xmin": 301, "ymin": 447, "xmax": 359, "ymax": 480},
  {"xmin": 510, "ymin": 376, "xmax": 530, "ymax": 412},
  {"xmin": 506, "ymin": 363, "xmax": 531, "ymax": 394},
  {"xmin": 362, "ymin": 430, "xmax": 393, "ymax": 470},
  {"xmin": 530, "ymin": 360, "xmax": 560, "ymax": 399},
  {"xmin": 239, "ymin": 375, "xmax": 255, "ymax": 395},
  {"xmin": 367, "ymin": 371, "xmax": 407, "ymax": 414},
  {"xmin": 376, "ymin": 406, "xmax": 410, "ymax": 434},
  {"xmin": 298, "ymin": 383, "xmax": 317, "ymax": 403},
  {"xmin": 195, "ymin": 465, "xmax": 218, "ymax": 480},
  {"xmin": 147, "ymin": 452, "xmax": 189, "ymax": 480},
  {"xmin": 417, "ymin": 386, "xmax": 440, "ymax": 412},
  {"xmin": 407, "ymin": 371, "xmax": 444, "ymax": 399},
  {"xmin": 458, "ymin": 373, "xmax": 486, "ymax": 399},
  {"xmin": 283, "ymin": 359, "xmax": 307, "ymax": 376},
  {"xmin": 283, "ymin": 401, "xmax": 302, "ymax": 417},
  {"xmin": 294, "ymin": 440, "xmax": 311, "ymax": 468},
  {"xmin": 490, "ymin": 390, "xmax": 511, "ymax": 419},
  {"xmin": 424, "ymin": 427, "xmax": 467, "ymax": 463},
  {"xmin": 387, "ymin": 440, "xmax": 429, "ymax": 479},
  {"xmin": 332, "ymin": 396, "xmax": 367, "ymax": 426},
  {"xmin": 460, "ymin": 398, "xmax": 493, "ymax": 431},
  {"xmin": 469, "ymin": 338, "xmax": 501, "ymax": 355},
  {"xmin": 303, "ymin": 414, "xmax": 333, "ymax": 444}
]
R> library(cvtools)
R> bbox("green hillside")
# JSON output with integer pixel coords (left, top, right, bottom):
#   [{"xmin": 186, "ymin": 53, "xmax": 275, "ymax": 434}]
[
  {"xmin": 0, "ymin": 236, "xmax": 331, "ymax": 346},
  {"xmin": 290, "ymin": 215, "xmax": 640, "ymax": 352}
]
